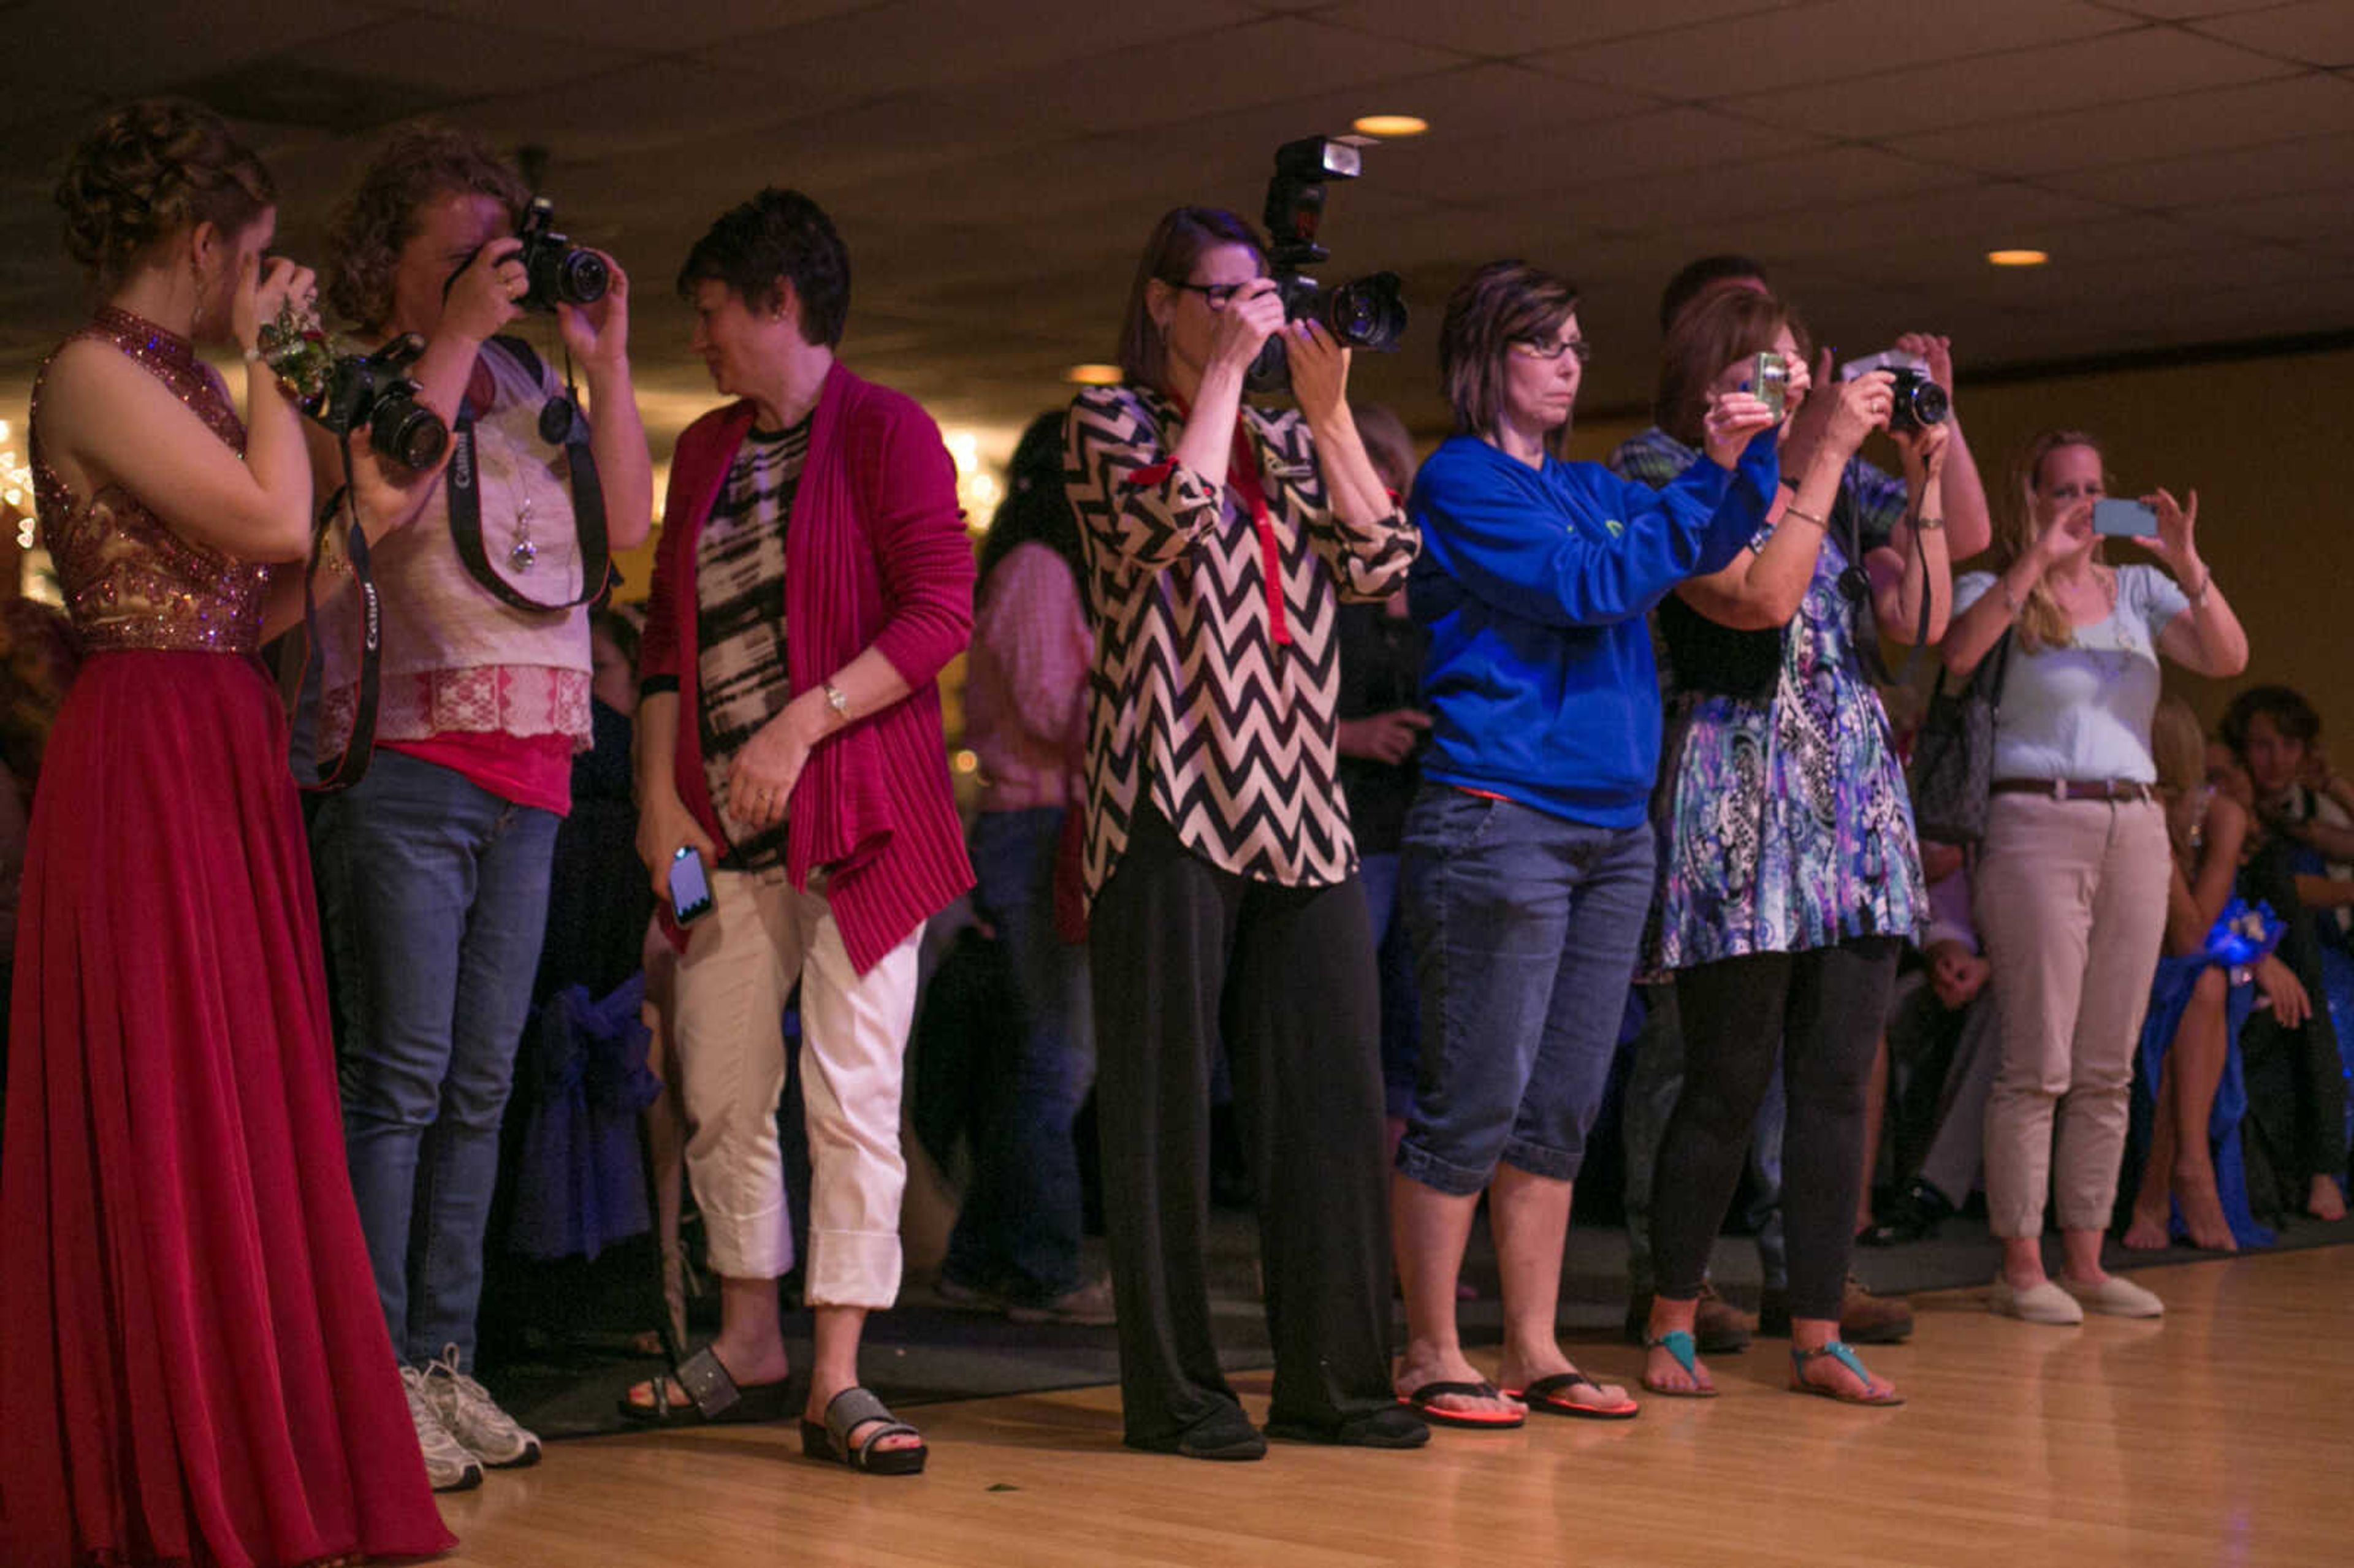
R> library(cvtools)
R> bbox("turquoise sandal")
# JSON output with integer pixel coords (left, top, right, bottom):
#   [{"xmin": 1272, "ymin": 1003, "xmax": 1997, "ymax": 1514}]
[
  {"xmin": 1639, "ymin": 1328, "xmax": 1718, "ymax": 1398},
  {"xmin": 1788, "ymin": 1341, "xmax": 1903, "ymax": 1407}
]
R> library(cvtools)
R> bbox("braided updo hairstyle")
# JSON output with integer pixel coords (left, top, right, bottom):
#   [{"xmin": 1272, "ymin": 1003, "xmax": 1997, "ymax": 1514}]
[{"xmin": 55, "ymin": 98, "xmax": 275, "ymax": 287}]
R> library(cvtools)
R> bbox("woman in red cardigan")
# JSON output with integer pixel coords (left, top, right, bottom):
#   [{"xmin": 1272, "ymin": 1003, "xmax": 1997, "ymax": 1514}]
[{"xmin": 627, "ymin": 188, "xmax": 973, "ymax": 1474}]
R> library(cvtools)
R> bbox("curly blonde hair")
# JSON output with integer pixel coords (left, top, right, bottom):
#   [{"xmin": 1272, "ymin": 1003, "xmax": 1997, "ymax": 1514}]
[
  {"xmin": 1994, "ymin": 428, "xmax": 2106, "ymax": 653},
  {"xmin": 54, "ymin": 98, "xmax": 275, "ymax": 288},
  {"xmin": 324, "ymin": 123, "xmax": 527, "ymax": 333}
]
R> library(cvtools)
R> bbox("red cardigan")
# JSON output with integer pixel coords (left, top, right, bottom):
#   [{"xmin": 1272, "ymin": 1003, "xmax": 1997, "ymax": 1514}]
[{"xmin": 639, "ymin": 360, "xmax": 975, "ymax": 973}]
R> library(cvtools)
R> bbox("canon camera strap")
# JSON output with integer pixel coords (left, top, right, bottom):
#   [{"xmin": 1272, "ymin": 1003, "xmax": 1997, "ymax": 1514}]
[
  {"xmin": 446, "ymin": 333, "xmax": 611, "ymax": 612},
  {"xmin": 300, "ymin": 474, "xmax": 381, "ymax": 794}
]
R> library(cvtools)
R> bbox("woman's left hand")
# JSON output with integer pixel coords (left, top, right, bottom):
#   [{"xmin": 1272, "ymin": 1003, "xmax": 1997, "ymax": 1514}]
[
  {"xmin": 556, "ymin": 250, "xmax": 630, "ymax": 370},
  {"xmin": 2132, "ymin": 485, "xmax": 2198, "ymax": 572},
  {"xmin": 1284, "ymin": 319, "xmax": 1350, "ymax": 426},
  {"xmin": 726, "ymin": 698, "xmax": 816, "ymax": 832},
  {"xmin": 2257, "ymin": 953, "xmax": 2312, "ymax": 1030},
  {"xmin": 1892, "ymin": 419, "xmax": 1950, "ymax": 488}
]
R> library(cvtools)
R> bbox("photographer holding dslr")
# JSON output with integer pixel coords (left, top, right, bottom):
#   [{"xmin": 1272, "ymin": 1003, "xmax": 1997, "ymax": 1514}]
[
  {"xmin": 308, "ymin": 123, "xmax": 652, "ymax": 1490},
  {"xmin": 1065, "ymin": 199, "xmax": 1424, "ymax": 1461}
]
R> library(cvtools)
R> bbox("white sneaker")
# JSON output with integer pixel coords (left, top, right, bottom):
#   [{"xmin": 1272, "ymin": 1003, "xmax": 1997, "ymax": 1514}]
[
  {"xmin": 402, "ymin": 1364, "xmax": 485, "ymax": 1492},
  {"xmin": 2061, "ymin": 1274, "xmax": 2165, "ymax": 1319},
  {"xmin": 420, "ymin": 1345, "xmax": 543, "ymax": 1469},
  {"xmin": 1987, "ymin": 1276, "xmax": 2084, "ymax": 1326}
]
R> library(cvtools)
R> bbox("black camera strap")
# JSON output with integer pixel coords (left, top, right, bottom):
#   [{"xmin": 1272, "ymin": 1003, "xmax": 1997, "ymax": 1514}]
[
  {"xmin": 1834, "ymin": 482, "xmax": 1936, "ymax": 689},
  {"xmin": 300, "ymin": 456, "xmax": 382, "ymax": 794},
  {"xmin": 446, "ymin": 333, "xmax": 611, "ymax": 614}
]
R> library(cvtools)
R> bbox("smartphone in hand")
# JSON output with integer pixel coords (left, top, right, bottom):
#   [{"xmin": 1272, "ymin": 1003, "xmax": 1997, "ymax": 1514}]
[
  {"xmin": 668, "ymin": 845, "xmax": 714, "ymax": 925},
  {"xmin": 2092, "ymin": 498, "xmax": 2159, "ymax": 538}
]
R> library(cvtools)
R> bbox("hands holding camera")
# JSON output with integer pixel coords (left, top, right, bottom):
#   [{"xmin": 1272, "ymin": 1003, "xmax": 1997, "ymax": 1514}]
[
  {"xmin": 557, "ymin": 251, "xmax": 631, "ymax": 372},
  {"xmin": 236, "ymin": 255, "xmax": 320, "ymax": 366}
]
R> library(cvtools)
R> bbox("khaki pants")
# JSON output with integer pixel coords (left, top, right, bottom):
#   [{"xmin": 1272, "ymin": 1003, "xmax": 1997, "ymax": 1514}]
[
  {"xmin": 1975, "ymin": 793, "xmax": 2169, "ymax": 1237},
  {"xmin": 671, "ymin": 866, "xmax": 921, "ymax": 1306}
]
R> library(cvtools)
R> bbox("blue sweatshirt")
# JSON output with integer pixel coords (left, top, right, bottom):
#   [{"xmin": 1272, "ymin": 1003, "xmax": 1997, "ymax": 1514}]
[{"xmin": 1408, "ymin": 430, "xmax": 1778, "ymax": 828}]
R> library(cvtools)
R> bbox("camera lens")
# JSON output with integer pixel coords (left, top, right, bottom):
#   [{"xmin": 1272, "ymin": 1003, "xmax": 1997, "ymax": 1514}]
[
  {"xmin": 1906, "ymin": 379, "xmax": 1949, "ymax": 427},
  {"xmin": 550, "ymin": 248, "xmax": 609, "ymax": 307},
  {"xmin": 1321, "ymin": 272, "xmax": 1406, "ymax": 352},
  {"xmin": 374, "ymin": 399, "xmax": 450, "ymax": 471}
]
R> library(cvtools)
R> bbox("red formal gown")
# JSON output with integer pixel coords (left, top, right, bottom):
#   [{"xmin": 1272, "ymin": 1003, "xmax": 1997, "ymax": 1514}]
[{"xmin": 0, "ymin": 308, "xmax": 453, "ymax": 1566}]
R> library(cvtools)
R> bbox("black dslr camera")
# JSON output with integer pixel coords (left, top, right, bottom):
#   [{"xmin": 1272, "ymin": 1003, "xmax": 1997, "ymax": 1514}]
[
  {"xmin": 1839, "ymin": 350, "xmax": 1949, "ymax": 433},
  {"xmin": 514, "ymin": 197, "xmax": 609, "ymax": 311},
  {"xmin": 311, "ymin": 334, "xmax": 449, "ymax": 471},
  {"xmin": 1246, "ymin": 135, "xmax": 1407, "ymax": 394}
]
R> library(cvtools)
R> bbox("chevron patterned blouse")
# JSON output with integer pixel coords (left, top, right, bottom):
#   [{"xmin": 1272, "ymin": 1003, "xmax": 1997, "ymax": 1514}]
[{"xmin": 1064, "ymin": 381, "xmax": 1419, "ymax": 899}]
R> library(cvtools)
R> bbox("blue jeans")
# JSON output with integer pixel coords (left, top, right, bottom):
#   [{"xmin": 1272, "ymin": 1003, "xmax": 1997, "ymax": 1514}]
[
  {"xmin": 312, "ymin": 748, "xmax": 558, "ymax": 1368},
  {"xmin": 1396, "ymin": 788, "xmax": 1655, "ymax": 1195},
  {"xmin": 943, "ymin": 807, "xmax": 1094, "ymax": 1303}
]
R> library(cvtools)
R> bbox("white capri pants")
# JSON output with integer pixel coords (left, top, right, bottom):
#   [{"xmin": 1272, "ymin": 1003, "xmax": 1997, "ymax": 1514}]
[{"xmin": 671, "ymin": 865, "xmax": 921, "ymax": 1307}]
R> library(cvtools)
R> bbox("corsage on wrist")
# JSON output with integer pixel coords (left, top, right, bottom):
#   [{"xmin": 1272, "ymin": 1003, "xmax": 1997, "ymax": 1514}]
[{"xmin": 256, "ymin": 297, "xmax": 335, "ymax": 405}]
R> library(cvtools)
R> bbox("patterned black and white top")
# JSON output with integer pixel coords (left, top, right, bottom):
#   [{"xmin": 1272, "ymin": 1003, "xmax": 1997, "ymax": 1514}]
[
  {"xmin": 695, "ymin": 418, "xmax": 810, "ymax": 870},
  {"xmin": 1064, "ymin": 381, "xmax": 1419, "ymax": 897}
]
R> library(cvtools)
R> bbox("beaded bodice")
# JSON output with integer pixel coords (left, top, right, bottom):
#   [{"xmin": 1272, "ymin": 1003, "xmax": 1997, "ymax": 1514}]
[{"xmin": 31, "ymin": 306, "xmax": 270, "ymax": 655}]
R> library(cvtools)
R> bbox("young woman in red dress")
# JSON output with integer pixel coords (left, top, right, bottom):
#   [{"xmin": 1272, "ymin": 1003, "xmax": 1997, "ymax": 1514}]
[{"xmin": 0, "ymin": 99, "xmax": 452, "ymax": 1566}]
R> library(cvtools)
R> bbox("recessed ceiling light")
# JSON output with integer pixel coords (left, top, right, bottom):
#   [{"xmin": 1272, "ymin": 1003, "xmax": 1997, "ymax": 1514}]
[
  {"xmin": 1065, "ymin": 363, "xmax": 1123, "ymax": 386},
  {"xmin": 1351, "ymin": 114, "xmax": 1429, "ymax": 138},
  {"xmin": 1986, "ymin": 248, "xmax": 2049, "ymax": 267}
]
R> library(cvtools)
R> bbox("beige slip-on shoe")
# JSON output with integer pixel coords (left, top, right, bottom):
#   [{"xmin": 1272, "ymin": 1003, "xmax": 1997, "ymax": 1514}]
[
  {"xmin": 2061, "ymin": 1273, "xmax": 2165, "ymax": 1319},
  {"xmin": 1987, "ymin": 1275, "xmax": 2085, "ymax": 1325}
]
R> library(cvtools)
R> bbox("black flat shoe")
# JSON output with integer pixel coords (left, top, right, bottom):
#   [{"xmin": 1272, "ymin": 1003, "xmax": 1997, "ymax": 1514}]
[
  {"xmin": 1125, "ymin": 1405, "xmax": 1267, "ymax": 1461},
  {"xmin": 1859, "ymin": 1179, "xmax": 1957, "ymax": 1247},
  {"xmin": 1265, "ymin": 1406, "xmax": 1430, "ymax": 1448}
]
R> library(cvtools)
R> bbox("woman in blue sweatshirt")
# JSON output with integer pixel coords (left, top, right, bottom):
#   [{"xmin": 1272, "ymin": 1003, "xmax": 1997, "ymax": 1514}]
[{"xmin": 1389, "ymin": 261, "xmax": 1779, "ymax": 1427}]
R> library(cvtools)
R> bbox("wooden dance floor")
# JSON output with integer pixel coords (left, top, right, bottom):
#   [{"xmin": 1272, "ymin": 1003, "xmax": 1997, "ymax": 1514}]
[{"xmin": 432, "ymin": 1247, "xmax": 2348, "ymax": 1567}]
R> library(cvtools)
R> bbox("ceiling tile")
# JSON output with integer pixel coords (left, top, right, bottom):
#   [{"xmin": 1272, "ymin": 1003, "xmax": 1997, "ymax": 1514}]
[
  {"xmin": 2202, "ymin": 185, "xmax": 2354, "ymax": 239},
  {"xmin": 400, "ymin": 0, "xmax": 868, "ymax": 51},
  {"xmin": 1718, "ymin": 25, "xmax": 2298, "ymax": 140},
  {"xmin": 2093, "ymin": 0, "xmax": 2310, "ymax": 17},
  {"xmin": 29, "ymin": 0, "xmax": 395, "ymax": 96},
  {"xmin": 1529, "ymin": 0, "xmax": 2128, "ymax": 102},
  {"xmin": 2190, "ymin": 0, "xmax": 2354, "ymax": 67},
  {"xmin": 1315, "ymin": 0, "xmax": 1815, "ymax": 58},
  {"xmin": 1381, "ymin": 106, "xmax": 1821, "ymax": 205},
  {"xmin": 685, "ymin": 0, "xmax": 1267, "ymax": 99},
  {"xmin": 1889, "ymin": 72, "xmax": 2354, "ymax": 176},
  {"xmin": 2037, "ymin": 129, "xmax": 2354, "ymax": 208}
]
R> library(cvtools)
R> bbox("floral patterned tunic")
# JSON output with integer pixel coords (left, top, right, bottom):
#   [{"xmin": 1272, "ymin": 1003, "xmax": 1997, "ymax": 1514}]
[{"xmin": 1650, "ymin": 524, "xmax": 1925, "ymax": 969}]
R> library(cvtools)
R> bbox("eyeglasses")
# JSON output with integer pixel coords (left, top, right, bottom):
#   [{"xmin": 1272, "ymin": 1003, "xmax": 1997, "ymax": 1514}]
[
  {"xmin": 1168, "ymin": 280, "xmax": 1255, "ymax": 310},
  {"xmin": 1510, "ymin": 335, "xmax": 1593, "ymax": 365}
]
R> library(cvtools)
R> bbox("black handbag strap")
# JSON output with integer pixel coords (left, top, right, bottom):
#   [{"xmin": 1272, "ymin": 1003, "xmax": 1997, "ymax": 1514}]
[
  {"xmin": 300, "ymin": 465, "xmax": 381, "ymax": 794},
  {"xmin": 446, "ymin": 334, "xmax": 609, "ymax": 614}
]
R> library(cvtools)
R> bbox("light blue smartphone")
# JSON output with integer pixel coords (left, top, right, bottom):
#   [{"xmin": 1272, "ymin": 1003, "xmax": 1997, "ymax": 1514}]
[{"xmin": 2091, "ymin": 498, "xmax": 2158, "ymax": 538}]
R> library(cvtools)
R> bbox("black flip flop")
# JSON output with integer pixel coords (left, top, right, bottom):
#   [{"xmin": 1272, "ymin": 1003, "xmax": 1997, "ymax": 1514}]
[
  {"xmin": 617, "ymin": 1346, "xmax": 795, "ymax": 1427},
  {"xmin": 1398, "ymin": 1379, "xmax": 1526, "ymax": 1429},
  {"xmin": 1504, "ymin": 1370, "xmax": 1640, "ymax": 1420}
]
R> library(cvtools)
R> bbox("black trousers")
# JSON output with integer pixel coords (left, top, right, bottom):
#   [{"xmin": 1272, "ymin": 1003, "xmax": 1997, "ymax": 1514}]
[
  {"xmin": 1089, "ymin": 807, "xmax": 1396, "ymax": 1445},
  {"xmin": 1653, "ymin": 936, "xmax": 1902, "ymax": 1323},
  {"xmin": 2238, "ymin": 841, "xmax": 2351, "ymax": 1206}
]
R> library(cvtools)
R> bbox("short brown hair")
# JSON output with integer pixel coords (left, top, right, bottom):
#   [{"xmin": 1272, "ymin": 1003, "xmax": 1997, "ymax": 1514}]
[
  {"xmin": 1115, "ymin": 207, "xmax": 1264, "ymax": 389},
  {"xmin": 55, "ymin": 98, "xmax": 275, "ymax": 288},
  {"xmin": 325, "ymin": 123, "xmax": 528, "ymax": 332},
  {"xmin": 1438, "ymin": 261, "xmax": 1579, "ymax": 442},
  {"xmin": 1655, "ymin": 288, "xmax": 1803, "ymax": 447},
  {"xmin": 677, "ymin": 188, "xmax": 851, "ymax": 348}
]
